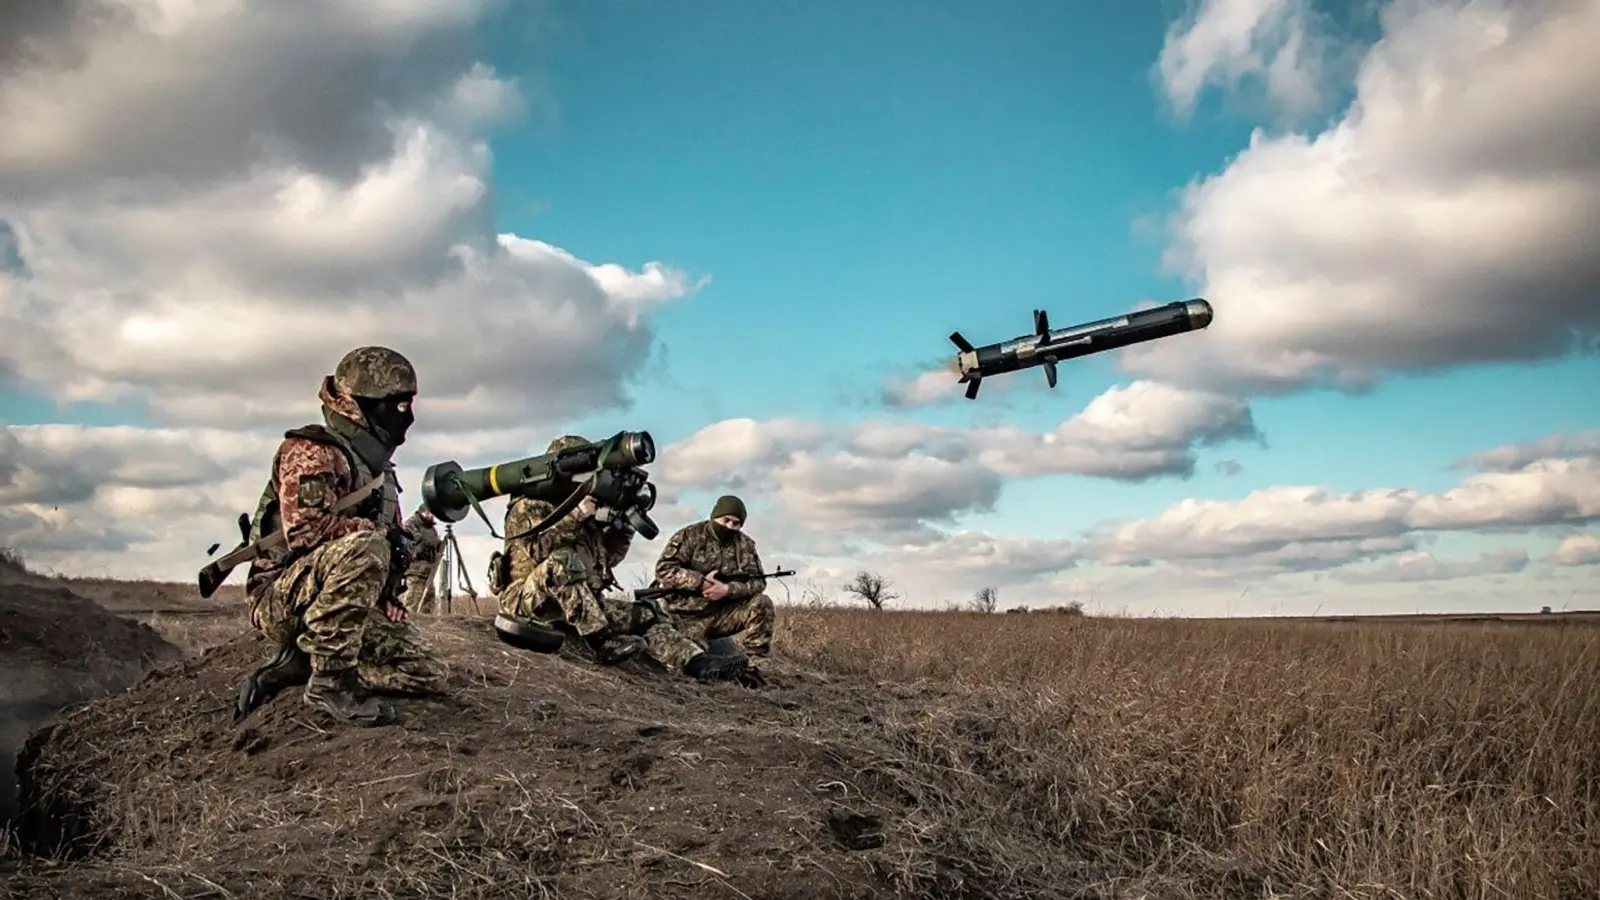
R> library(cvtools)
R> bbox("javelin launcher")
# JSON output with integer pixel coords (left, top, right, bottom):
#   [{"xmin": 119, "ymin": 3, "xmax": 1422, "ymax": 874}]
[
  {"xmin": 421, "ymin": 429, "xmax": 661, "ymax": 541},
  {"xmin": 949, "ymin": 298, "xmax": 1214, "ymax": 398}
]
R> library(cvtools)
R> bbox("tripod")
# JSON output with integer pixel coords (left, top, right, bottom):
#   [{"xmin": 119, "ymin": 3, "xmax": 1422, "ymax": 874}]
[{"xmin": 434, "ymin": 524, "xmax": 480, "ymax": 615}]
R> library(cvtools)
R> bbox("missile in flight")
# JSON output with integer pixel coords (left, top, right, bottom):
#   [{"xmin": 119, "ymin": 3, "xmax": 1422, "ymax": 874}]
[{"xmin": 948, "ymin": 298, "xmax": 1214, "ymax": 399}]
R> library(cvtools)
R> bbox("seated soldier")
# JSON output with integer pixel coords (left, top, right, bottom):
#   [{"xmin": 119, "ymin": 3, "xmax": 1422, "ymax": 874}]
[
  {"xmin": 492, "ymin": 435, "xmax": 756, "ymax": 683},
  {"xmin": 399, "ymin": 504, "xmax": 442, "ymax": 613},
  {"xmin": 649, "ymin": 494, "xmax": 775, "ymax": 662}
]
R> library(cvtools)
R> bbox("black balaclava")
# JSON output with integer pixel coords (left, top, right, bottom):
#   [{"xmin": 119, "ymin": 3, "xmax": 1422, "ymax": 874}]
[{"xmin": 356, "ymin": 393, "xmax": 415, "ymax": 448}]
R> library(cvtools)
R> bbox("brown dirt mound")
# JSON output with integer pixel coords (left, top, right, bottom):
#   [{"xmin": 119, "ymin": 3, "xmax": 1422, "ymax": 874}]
[
  {"xmin": 0, "ymin": 567, "xmax": 182, "ymax": 832},
  {"xmin": 6, "ymin": 618, "xmax": 1009, "ymax": 900}
]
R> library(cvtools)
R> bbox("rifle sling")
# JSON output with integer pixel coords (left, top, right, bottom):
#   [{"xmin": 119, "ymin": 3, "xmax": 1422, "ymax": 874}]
[{"xmin": 214, "ymin": 472, "xmax": 388, "ymax": 568}]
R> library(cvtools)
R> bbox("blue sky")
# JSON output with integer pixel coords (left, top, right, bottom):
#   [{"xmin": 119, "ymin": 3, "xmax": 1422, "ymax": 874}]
[
  {"xmin": 1, "ymin": 0, "xmax": 1596, "ymax": 614},
  {"xmin": 490, "ymin": 0, "xmax": 1597, "ymax": 533}
]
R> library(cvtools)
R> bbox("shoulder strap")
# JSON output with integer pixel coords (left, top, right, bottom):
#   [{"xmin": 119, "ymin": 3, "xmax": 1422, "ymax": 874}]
[
  {"xmin": 284, "ymin": 424, "xmax": 360, "ymax": 475},
  {"xmin": 198, "ymin": 471, "xmax": 387, "ymax": 598}
]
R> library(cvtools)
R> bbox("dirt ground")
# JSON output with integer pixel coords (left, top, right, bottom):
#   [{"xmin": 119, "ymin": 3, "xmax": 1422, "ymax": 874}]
[
  {"xmin": 12, "ymin": 559, "xmax": 1589, "ymax": 899},
  {"xmin": 3, "ymin": 596, "xmax": 978, "ymax": 900},
  {"xmin": 0, "ymin": 564, "xmax": 185, "ymax": 832}
]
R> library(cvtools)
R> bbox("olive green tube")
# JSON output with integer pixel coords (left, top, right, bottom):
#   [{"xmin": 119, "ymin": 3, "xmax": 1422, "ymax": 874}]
[{"xmin": 420, "ymin": 430, "xmax": 656, "ymax": 524}]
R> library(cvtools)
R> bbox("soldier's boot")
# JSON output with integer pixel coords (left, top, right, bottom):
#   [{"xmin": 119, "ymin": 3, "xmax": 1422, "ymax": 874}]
[
  {"xmin": 588, "ymin": 633, "xmax": 647, "ymax": 665},
  {"xmin": 303, "ymin": 670, "xmax": 396, "ymax": 726},
  {"xmin": 234, "ymin": 641, "xmax": 312, "ymax": 722},
  {"xmin": 684, "ymin": 652, "xmax": 766, "ymax": 688}
]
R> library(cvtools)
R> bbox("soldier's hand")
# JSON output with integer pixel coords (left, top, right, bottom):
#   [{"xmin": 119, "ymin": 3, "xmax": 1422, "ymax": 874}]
[
  {"xmin": 383, "ymin": 600, "xmax": 409, "ymax": 623},
  {"xmin": 702, "ymin": 571, "xmax": 730, "ymax": 601}
]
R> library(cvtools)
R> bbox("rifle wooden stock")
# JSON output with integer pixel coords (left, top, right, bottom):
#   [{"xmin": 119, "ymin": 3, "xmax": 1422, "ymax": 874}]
[{"xmin": 197, "ymin": 473, "xmax": 387, "ymax": 599}]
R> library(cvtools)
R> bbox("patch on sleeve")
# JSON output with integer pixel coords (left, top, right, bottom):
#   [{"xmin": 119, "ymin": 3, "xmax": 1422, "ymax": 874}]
[{"xmin": 297, "ymin": 475, "xmax": 329, "ymax": 508}]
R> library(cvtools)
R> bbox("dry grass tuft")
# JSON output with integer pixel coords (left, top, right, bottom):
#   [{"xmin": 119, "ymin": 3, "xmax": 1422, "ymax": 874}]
[{"xmin": 0, "ymin": 545, "xmax": 28, "ymax": 574}]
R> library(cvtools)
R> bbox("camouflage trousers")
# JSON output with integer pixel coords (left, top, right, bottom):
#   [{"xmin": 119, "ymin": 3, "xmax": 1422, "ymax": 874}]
[
  {"xmin": 499, "ymin": 548, "xmax": 706, "ymax": 671},
  {"xmin": 402, "ymin": 561, "xmax": 439, "ymax": 613},
  {"xmin": 250, "ymin": 530, "xmax": 449, "ymax": 695},
  {"xmin": 667, "ymin": 592, "xmax": 775, "ymax": 658}
]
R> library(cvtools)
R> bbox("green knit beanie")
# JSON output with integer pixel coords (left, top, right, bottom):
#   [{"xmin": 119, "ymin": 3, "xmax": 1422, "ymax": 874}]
[{"xmin": 710, "ymin": 494, "xmax": 746, "ymax": 523}]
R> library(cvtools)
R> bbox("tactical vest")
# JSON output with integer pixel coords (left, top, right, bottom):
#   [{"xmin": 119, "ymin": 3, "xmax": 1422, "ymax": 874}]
[{"xmin": 246, "ymin": 424, "xmax": 400, "ymax": 572}]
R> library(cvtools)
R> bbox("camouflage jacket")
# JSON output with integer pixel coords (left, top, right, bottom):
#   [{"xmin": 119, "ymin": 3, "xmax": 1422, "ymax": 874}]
[
  {"xmin": 650, "ymin": 520, "xmax": 766, "ymax": 613},
  {"xmin": 401, "ymin": 511, "xmax": 442, "ymax": 577},
  {"xmin": 503, "ymin": 495, "xmax": 632, "ymax": 592},
  {"xmin": 243, "ymin": 423, "xmax": 400, "ymax": 605}
]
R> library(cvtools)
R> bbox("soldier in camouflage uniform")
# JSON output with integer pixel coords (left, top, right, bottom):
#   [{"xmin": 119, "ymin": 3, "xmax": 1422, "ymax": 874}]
[
  {"xmin": 400, "ymin": 504, "xmax": 443, "ymax": 613},
  {"xmin": 495, "ymin": 436, "xmax": 754, "ymax": 683},
  {"xmin": 235, "ymin": 346, "xmax": 449, "ymax": 727},
  {"xmin": 650, "ymin": 494, "xmax": 775, "ymax": 660}
]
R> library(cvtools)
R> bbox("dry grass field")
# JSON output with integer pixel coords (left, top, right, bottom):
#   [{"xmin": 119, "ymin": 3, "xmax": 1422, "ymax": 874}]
[
  {"xmin": 780, "ymin": 607, "xmax": 1600, "ymax": 898},
  {"xmin": 2, "ymin": 548, "xmax": 1596, "ymax": 898}
]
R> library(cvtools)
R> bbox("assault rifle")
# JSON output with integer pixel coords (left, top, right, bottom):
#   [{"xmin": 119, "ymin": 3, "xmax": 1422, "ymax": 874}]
[{"xmin": 630, "ymin": 568, "xmax": 796, "ymax": 624}]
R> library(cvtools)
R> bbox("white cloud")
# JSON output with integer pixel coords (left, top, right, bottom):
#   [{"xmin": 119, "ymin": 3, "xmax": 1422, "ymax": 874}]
[
  {"xmin": 1087, "ymin": 452, "xmax": 1600, "ymax": 567},
  {"xmin": 658, "ymin": 381, "xmax": 1259, "ymax": 539},
  {"xmin": 1548, "ymin": 533, "xmax": 1600, "ymax": 566},
  {"xmin": 0, "ymin": 0, "xmax": 703, "ymax": 432},
  {"xmin": 0, "ymin": 423, "xmax": 277, "ymax": 575},
  {"xmin": 1129, "ymin": 0, "xmax": 1600, "ymax": 394},
  {"xmin": 975, "ymin": 380, "xmax": 1260, "ymax": 480},
  {"xmin": 5, "ymin": 421, "xmax": 1596, "ymax": 612},
  {"xmin": 1157, "ymin": 0, "xmax": 1344, "ymax": 122},
  {"xmin": 1455, "ymin": 429, "xmax": 1600, "ymax": 473},
  {"xmin": 1329, "ymin": 546, "xmax": 1530, "ymax": 584},
  {"xmin": 656, "ymin": 418, "xmax": 833, "ymax": 491}
]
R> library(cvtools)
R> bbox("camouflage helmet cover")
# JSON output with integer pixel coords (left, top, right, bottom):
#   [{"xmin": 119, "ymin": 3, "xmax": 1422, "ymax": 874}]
[
  {"xmin": 333, "ymin": 346, "xmax": 418, "ymax": 399},
  {"xmin": 546, "ymin": 434, "xmax": 590, "ymax": 454}
]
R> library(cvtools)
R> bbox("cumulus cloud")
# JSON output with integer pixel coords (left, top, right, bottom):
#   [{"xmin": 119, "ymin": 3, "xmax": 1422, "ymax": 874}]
[
  {"xmin": 1329, "ymin": 546, "xmax": 1530, "ymax": 584},
  {"xmin": 1086, "ymin": 450, "xmax": 1600, "ymax": 567},
  {"xmin": 974, "ymin": 381, "xmax": 1261, "ymax": 480},
  {"xmin": 0, "ymin": 424, "xmax": 278, "ymax": 574},
  {"xmin": 659, "ymin": 380, "xmax": 1259, "ymax": 539},
  {"xmin": 1455, "ymin": 429, "xmax": 1600, "ymax": 473},
  {"xmin": 1157, "ymin": 0, "xmax": 1345, "ymax": 122},
  {"xmin": 0, "ymin": 0, "xmax": 703, "ymax": 432},
  {"xmin": 1128, "ymin": 0, "xmax": 1600, "ymax": 394},
  {"xmin": 1548, "ymin": 533, "xmax": 1600, "ymax": 567}
]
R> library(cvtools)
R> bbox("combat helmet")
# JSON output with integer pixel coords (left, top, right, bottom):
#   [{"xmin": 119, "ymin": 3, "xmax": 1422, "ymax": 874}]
[
  {"xmin": 333, "ymin": 346, "xmax": 418, "ymax": 398},
  {"xmin": 546, "ymin": 434, "xmax": 589, "ymax": 454}
]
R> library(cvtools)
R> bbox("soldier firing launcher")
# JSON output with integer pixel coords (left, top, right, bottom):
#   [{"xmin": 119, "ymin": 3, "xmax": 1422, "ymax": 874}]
[
  {"xmin": 422, "ymin": 429, "xmax": 662, "ymax": 540},
  {"xmin": 949, "ymin": 298, "xmax": 1214, "ymax": 399}
]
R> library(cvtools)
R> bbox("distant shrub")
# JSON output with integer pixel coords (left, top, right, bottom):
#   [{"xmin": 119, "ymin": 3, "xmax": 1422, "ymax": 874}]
[{"xmin": 842, "ymin": 570, "xmax": 898, "ymax": 610}]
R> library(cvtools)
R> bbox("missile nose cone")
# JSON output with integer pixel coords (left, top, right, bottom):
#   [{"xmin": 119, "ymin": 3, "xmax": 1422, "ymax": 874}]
[{"xmin": 1184, "ymin": 298, "xmax": 1214, "ymax": 330}]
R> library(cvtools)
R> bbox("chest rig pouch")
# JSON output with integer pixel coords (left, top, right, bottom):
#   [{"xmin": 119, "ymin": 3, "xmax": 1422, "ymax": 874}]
[{"xmin": 246, "ymin": 424, "xmax": 400, "ymax": 573}]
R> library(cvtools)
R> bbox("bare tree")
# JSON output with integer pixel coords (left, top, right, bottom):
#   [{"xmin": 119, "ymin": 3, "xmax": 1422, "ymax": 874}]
[
  {"xmin": 842, "ymin": 570, "xmax": 898, "ymax": 610},
  {"xmin": 970, "ymin": 585, "xmax": 998, "ymax": 614}
]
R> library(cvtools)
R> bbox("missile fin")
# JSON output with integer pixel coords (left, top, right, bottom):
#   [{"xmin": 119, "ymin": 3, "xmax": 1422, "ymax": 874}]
[
  {"xmin": 949, "ymin": 331, "xmax": 975, "ymax": 353},
  {"xmin": 1042, "ymin": 357, "xmax": 1058, "ymax": 389},
  {"xmin": 1034, "ymin": 309, "xmax": 1050, "ymax": 337},
  {"xmin": 964, "ymin": 377, "xmax": 981, "ymax": 400}
]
